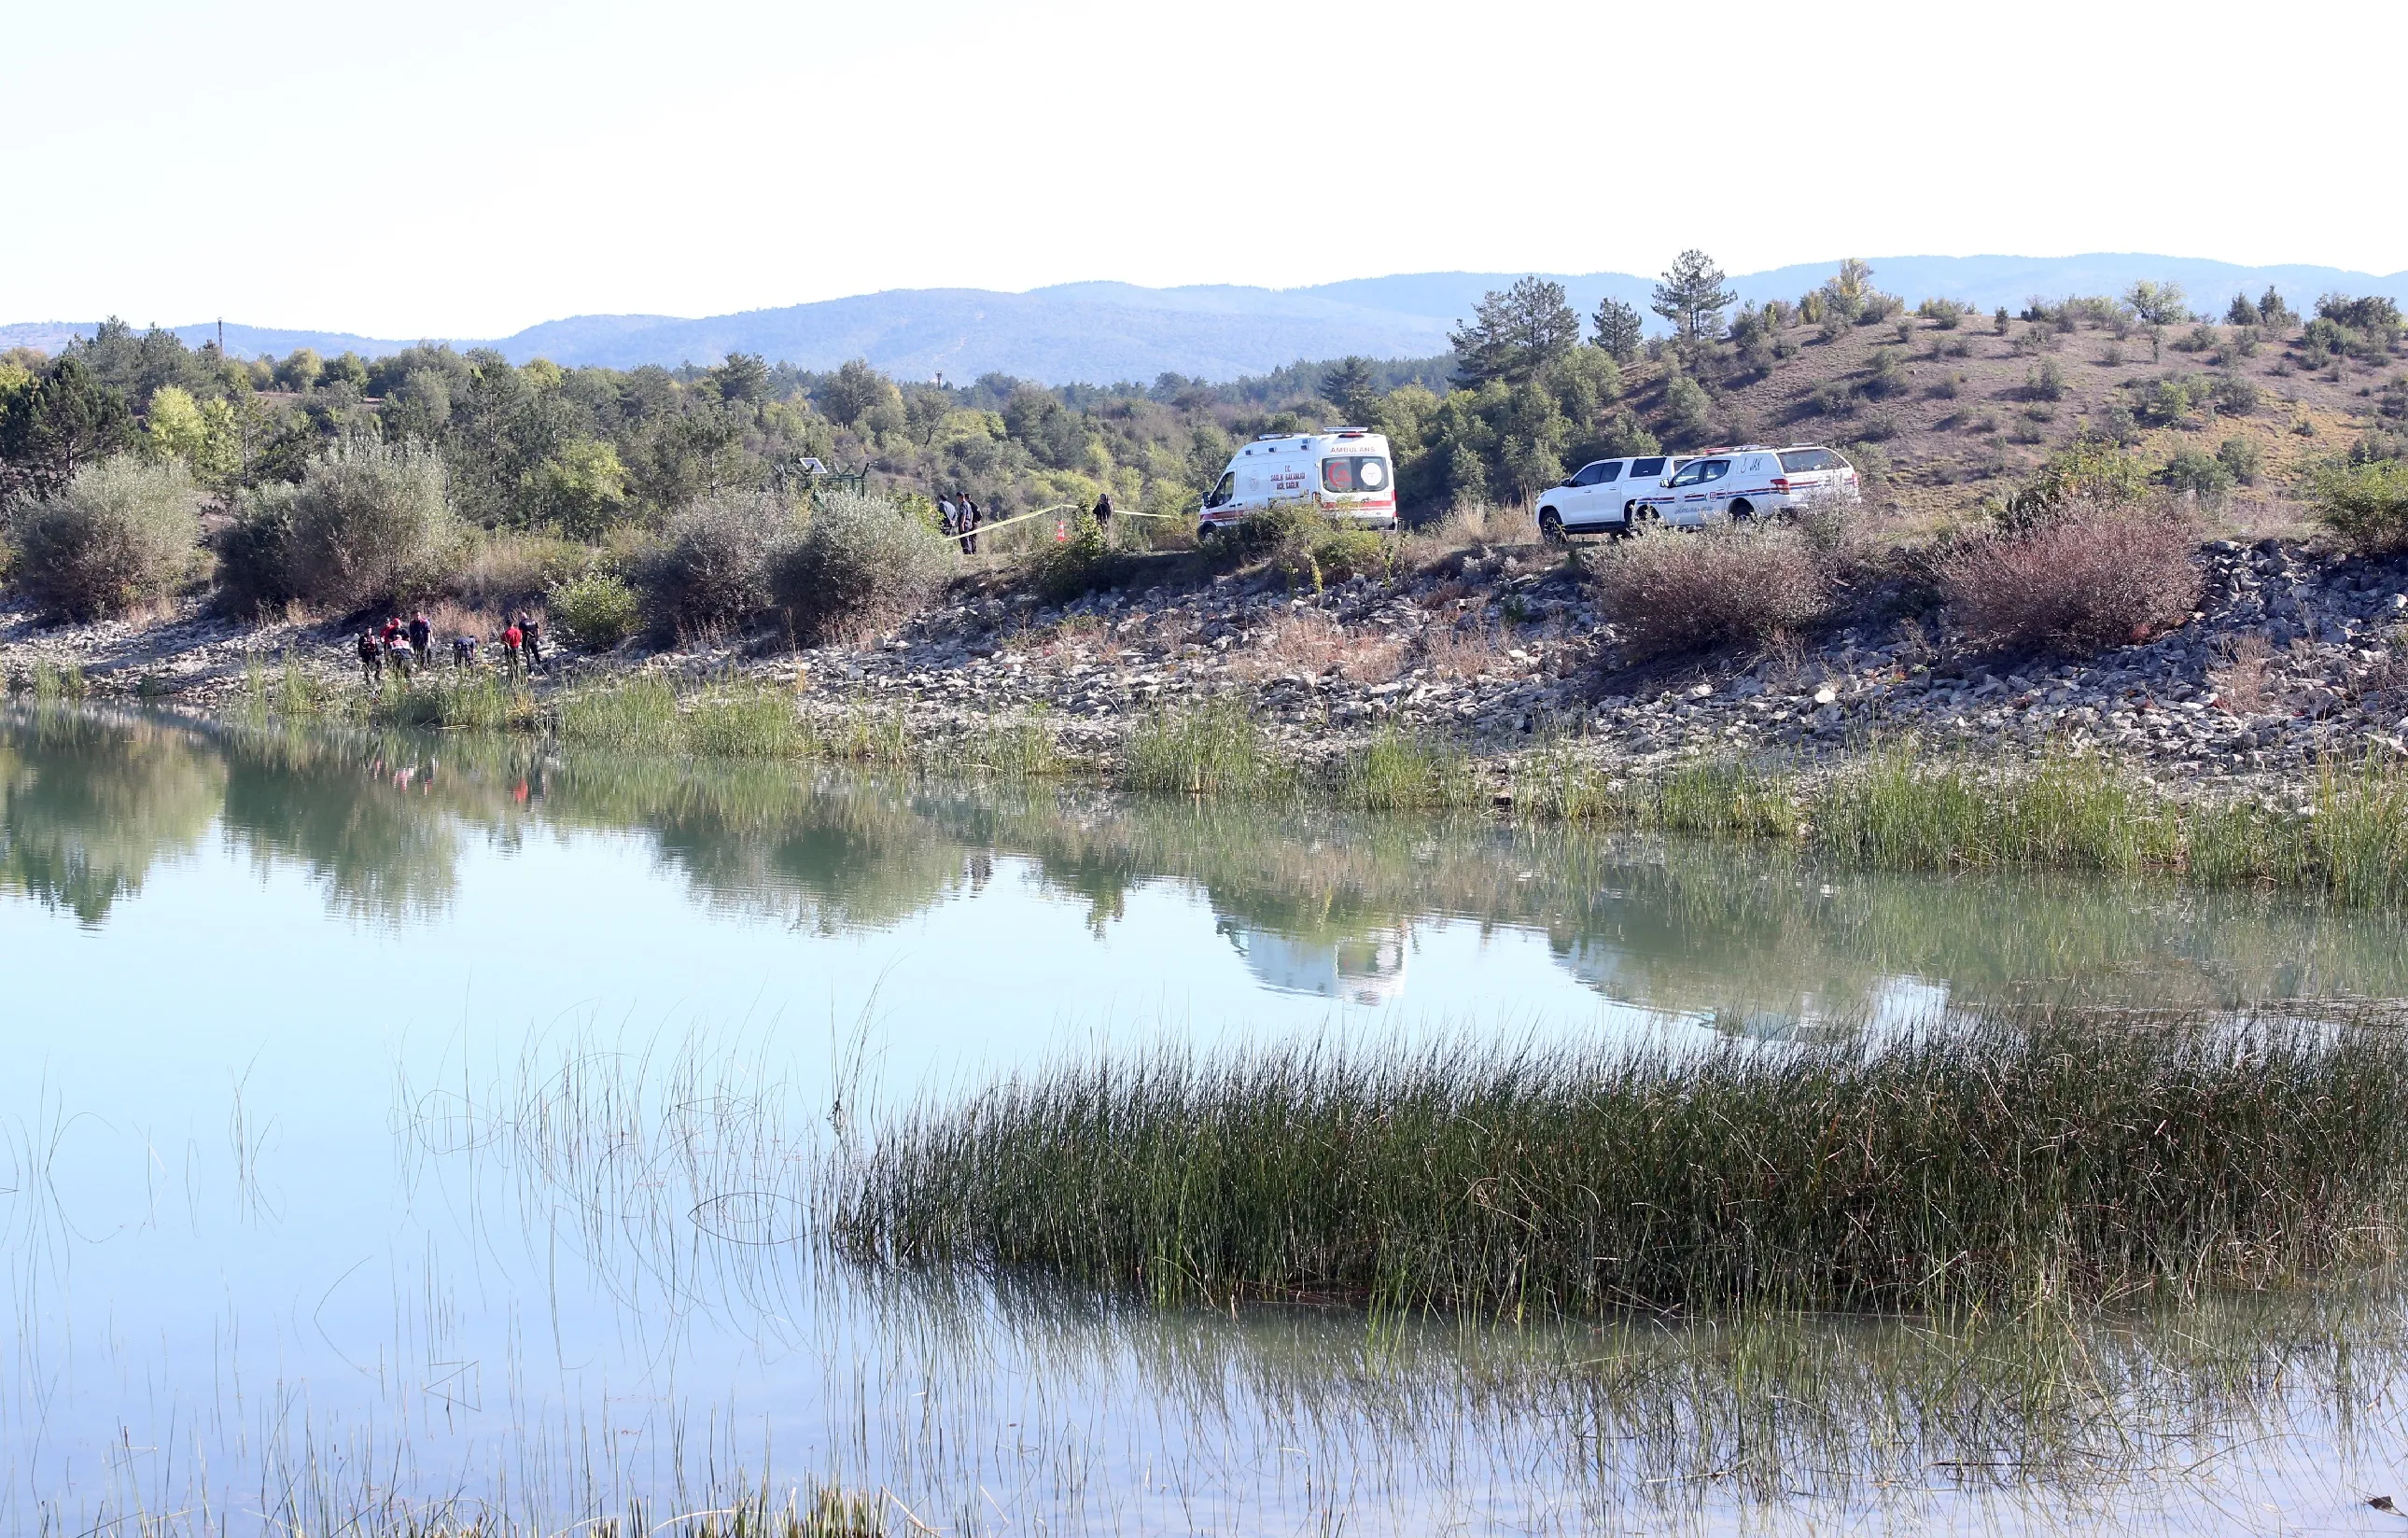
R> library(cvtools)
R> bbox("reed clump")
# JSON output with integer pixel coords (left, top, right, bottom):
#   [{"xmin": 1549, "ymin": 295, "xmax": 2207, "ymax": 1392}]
[
  {"xmin": 1333, "ymin": 721, "xmax": 1484, "ymax": 810},
  {"xmin": 362, "ymin": 672, "xmax": 539, "ymax": 732},
  {"xmin": 831, "ymin": 1010, "xmax": 2408, "ymax": 1317},
  {"xmin": 1123, "ymin": 695, "xmax": 1292, "ymax": 797}
]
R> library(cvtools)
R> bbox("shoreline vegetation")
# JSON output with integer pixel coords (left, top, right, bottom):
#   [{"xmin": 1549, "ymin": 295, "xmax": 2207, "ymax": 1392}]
[
  {"xmin": 826, "ymin": 1010, "xmax": 2408, "ymax": 1317},
  {"xmin": 139, "ymin": 658, "xmax": 2408, "ymax": 903}
]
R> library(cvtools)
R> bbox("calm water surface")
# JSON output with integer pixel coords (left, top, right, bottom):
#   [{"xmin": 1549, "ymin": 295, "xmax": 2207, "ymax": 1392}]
[{"xmin": 6, "ymin": 707, "xmax": 2407, "ymax": 1535}]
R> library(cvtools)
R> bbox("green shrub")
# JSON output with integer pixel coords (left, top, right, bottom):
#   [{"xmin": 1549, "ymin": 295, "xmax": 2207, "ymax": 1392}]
[
  {"xmin": 1309, "ymin": 527, "xmax": 1390, "ymax": 586},
  {"xmin": 2023, "ymin": 358, "xmax": 2067, "ymax": 402},
  {"xmin": 546, "ymin": 570, "xmax": 642, "ymax": 650},
  {"xmin": 214, "ymin": 489, "xmax": 297, "ymax": 617},
  {"xmin": 1661, "ymin": 373, "xmax": 1714, "ymax": 438},
  {"xmin": 5, "ymin": 455, "xmax": 201, "ymax": 619},
  {"xmin": 2216, "ymin": 438, "xmax": 2261, "ymax": 486},
  {"xmin": 637, "ymin": 489, "xmax": 790, "ymax": 637},
  {"xmin": 2000, "ymin": 437, "xmax": 2152, "ymax": 530},
  {"xmin": 1590, "ymin": 525, "xmax": 1831, "ymax": 658},
  {"xmin": 770, "ymin": 487, "xmax": 957, "ymax": 640},
  {"xmin": 2311, "ymin": 459, "xmax": 2408, "ymax": 552},
  {"xmin": 1860, "ymin": 348, "xmax": 1911, "ymax": 398},
  {"xmin": 2160, "ymin": 448, "xmax": 2235, "ymax": 502},
  {"xmin": 1029, "ymin": 510, "xmax": 1120, "ymax": 604},
  {"xmin": 2210, "ymin": 373, "xmax": 2261, "ymax": 415},
  {"xmin": 1916, "ymin": 298, "xmax": 1965, "ymax": 329},
  {"xmin": 286, "ymin": 442, "xmax": 457, "ymax": 609}
]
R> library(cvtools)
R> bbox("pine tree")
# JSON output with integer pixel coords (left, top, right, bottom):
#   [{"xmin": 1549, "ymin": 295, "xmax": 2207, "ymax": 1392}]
[
  {"xmin": 1449, "ymin": 277, "xmax": 1581, "ymax": 386},
  {"xmin": 1321, "ymin": 356, "xmax": 1379, "ymax": 422},
  {"xmin": 1590, "ymin": 297, "xmax": 1644, "ymax": 362},
  {"xmin": 1650, "ymin": 251, "xmax": 1736, "ymax": 341}
]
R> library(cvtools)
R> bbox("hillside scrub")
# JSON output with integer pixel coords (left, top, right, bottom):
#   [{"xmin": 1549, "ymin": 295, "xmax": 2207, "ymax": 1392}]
[
  {"xmin": 1940, "ymin": 498, "xmax": 2201, "ymax": 655},
  {"xmin": 5, "ymin": 456, "xmax": 201, "ymax": 619},
  {"xmin": 1588, "ymin": 524, "xmax": 1831, "ymax": 657},
  {"xmin": 769, "ymin": 488, "xmax": 957, "ymax": 642},
  {"xmin": 2311, "ymin": 458, "xmax": 2408, "ymax": 552}
]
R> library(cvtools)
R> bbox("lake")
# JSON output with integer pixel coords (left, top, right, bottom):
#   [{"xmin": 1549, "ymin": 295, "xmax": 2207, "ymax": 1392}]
[{"xmin": 5, "ymin": 706, "xmax": 2405, "ymax": 1535}]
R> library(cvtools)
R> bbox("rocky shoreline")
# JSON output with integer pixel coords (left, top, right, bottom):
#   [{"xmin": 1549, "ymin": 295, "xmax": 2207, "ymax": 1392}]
[{"xmin": 7, "ymin": 538, "xmax": 2406, "ymax": 802}]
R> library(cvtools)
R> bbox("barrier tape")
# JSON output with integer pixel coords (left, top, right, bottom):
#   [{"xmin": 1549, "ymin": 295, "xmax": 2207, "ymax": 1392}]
[{"xmin": 942, "ymin": 502, "xmax": 1187, "ymax": 539}]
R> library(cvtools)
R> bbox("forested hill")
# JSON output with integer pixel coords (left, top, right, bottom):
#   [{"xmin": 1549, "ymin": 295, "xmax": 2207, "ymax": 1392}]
[{"xmin": 7, "ymin": 256, "xmax": 2407, "ymax": 385}]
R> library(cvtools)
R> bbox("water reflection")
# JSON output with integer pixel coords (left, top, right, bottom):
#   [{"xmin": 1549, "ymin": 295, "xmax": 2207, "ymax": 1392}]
[{"xmin": 8, "ymin": 706, "xmax": 2408, "ymax": 1020}]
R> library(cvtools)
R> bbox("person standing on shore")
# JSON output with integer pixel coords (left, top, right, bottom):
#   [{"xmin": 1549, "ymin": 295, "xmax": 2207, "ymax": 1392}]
[
  {"xmin": 517, "ymin": 611, "xmax": 543, "ymax": 671},
  {"xmin": 938, "ymin": 495, "xmax": 959, "ymax": 539},
  {"xmin": 408, "ymin": 611, "xmax": 432, "ymax": 667},
  {"xmin": 357, "ymin": 630, "xmax": 382, "ymax": 686},
  {"xmin": 959, "ymin": 495, "xmax": 982, "ymax": 554},
  {"xmin": 502, "ymin": 619, "xmax": 524, "ymax": 676}
]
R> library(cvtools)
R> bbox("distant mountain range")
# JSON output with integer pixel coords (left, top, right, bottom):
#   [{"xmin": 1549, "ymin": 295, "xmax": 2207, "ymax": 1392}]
[{"xmin": 9, "ymin": 255, "xmax": 2406, "ymax": 386}]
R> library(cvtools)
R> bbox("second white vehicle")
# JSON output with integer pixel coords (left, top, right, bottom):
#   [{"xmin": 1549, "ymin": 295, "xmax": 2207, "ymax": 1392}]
[
  {"xmin": 1627, "ymin": 444, "xmax": 1860, "ymax": 526},
  {"xmin": 1197, "ymin": 429, "xmax": 1397, "ymax": 540}
]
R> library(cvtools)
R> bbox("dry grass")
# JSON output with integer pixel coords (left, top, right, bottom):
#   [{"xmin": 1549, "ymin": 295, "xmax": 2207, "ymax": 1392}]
[
  {"xmin": 1232, "ymin": 611, "xmax": 1407, "ymax": 683},
  {"xmin": 1942, "ymin": 499, "xmax": 2203, "ymax": 655},
  {"xmin": 1417, "ymin": 619, "xmax": 1508, "ymax": 678},
  {"xmin": 1402, "ymin": 501, "xmax": 1528, "ymax": 566},
  {"xmin": 2213, "ymin": 631, "xmax": 2276, "ymax": 715}
]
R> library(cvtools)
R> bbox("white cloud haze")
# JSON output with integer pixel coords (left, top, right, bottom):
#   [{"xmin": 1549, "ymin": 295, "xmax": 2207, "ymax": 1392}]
[{"xmin": 4, "ymin": 0, "xmax": 2402, "ymax": 339}]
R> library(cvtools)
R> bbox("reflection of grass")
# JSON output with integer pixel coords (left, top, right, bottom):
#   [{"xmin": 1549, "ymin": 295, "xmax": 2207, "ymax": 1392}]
[{"xmin": 833, "ymin": 1010, "xmax": 2408, "ymax": 1315}]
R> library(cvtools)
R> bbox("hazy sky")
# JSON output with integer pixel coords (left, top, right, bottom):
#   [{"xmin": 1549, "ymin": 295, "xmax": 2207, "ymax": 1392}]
[{"xmin": 7, "ymin": 0, "xmax": 2403, "ymax": 339}]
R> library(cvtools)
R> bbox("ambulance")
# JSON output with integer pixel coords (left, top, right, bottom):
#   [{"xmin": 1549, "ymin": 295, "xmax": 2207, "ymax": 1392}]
[{"xmin": 1197, "ymin": 429, "xmax": 1397, "ymax": 541}]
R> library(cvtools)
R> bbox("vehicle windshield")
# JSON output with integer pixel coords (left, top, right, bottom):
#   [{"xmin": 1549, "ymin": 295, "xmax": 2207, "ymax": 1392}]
[
  {"xmin": 1205, "ymin": 471, "xmax": 1235, "ymax": 509},
  {"xmin": 1780, "ymin": 448, "xmax": 1841, "ymax": 472}
]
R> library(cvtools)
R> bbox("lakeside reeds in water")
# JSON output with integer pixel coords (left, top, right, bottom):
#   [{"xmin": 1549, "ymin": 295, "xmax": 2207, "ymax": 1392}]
[{"xmin": 831, "ymin": 1009, "xmax": 2408, "ymax": 1317}]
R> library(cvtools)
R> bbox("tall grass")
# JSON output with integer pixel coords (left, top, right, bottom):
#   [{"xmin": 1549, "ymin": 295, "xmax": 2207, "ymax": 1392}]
[
  {"xmin": 831, "ymin": 1009, "xmax": 2408, "ymax": 1317},
  {"xmin": 362, "ymin": 671, "xmax": 539, "ymax": 731},
  {"xmin": 1334, "ymin": 721, "xmax": 1484, "ymax": 810},
  {"xmin": 554, "ymin": 673, "xmax": 681, "ymax": 748},
  {"xmin": 27, "ymin": 660, "xmax": 88, "ymax": 704},
  {"xmin": 1123, "ymin": 696, "xmax": 1292, "ymax": 796}
]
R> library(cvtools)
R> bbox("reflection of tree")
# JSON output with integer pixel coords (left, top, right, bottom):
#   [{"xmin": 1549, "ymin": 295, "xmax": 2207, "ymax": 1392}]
[
  {"xmin": 21, "ymin": 710, "xmax": 2408, "ymax": 1012},
  {"xmin": 216, "ymin": 726, "xmax": 466, "ymax": 923},
  {"xmin": 0, "ymin": 709, "xmax": 224, "ymax": 924}
]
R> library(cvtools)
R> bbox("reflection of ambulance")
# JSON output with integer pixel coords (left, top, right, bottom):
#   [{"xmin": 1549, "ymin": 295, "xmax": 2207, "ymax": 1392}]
[
  {"xmin": 1216, "ymin": 919, "xmax": 1407, "ymax": 1006},
  {"xmin": 1197, "ymin": 429, "xmax": 1396, "ymax": 542}
]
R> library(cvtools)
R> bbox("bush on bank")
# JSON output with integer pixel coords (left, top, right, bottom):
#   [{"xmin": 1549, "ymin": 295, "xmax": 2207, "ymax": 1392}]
[
  {"xmin": 1589, "ymin": 524, "xmax": 1831, "ymax": 657},
  {"xmin": 1940, "ymin": 497, "xmax": 2201, "ymax": 655},
  {"xmin": 6, "ymin": 455, "xmax": 201, "ymax": 619},
  {"xmin": 770, "ymin": 488, "xmax": 957, "ymax": 642}
]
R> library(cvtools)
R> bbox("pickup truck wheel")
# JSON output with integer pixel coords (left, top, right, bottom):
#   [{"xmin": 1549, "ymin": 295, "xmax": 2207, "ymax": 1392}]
[
  {"xmin": 1197, "ymin": 524, "xmax": 1219, "ymax": 545},
  {"xmin": 1729, "ymin": 500, "xmax": 1755, "ymax": 523},
  {"xmin": 1538, "ymin": 510, "xmax": 1565, "ymax": 545}
]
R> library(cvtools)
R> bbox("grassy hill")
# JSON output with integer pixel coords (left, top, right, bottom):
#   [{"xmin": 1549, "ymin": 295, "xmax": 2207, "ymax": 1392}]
[{"xmin": 1607, "ymin": 301, "xmax": 2396, "ymax": 536}]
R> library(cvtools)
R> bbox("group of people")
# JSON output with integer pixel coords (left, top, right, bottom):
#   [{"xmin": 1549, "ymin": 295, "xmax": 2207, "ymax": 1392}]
[
  {"xmin": 934, "ymin": 490, "xmax": 1118, "ymax": 555},
  {"xmin": 356, "ymin": 609, "xmax": 543, "ymax": 685},
  {"xmin": 937, "ymin": 494, "xmax": 984, "ymax": 553}
]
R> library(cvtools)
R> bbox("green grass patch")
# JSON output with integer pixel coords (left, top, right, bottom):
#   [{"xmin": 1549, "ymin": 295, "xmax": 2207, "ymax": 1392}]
[
  {"xmin": 360, "ymin": 671, "xmax": 538, "ymax": 732},
  {"xmin": 1124, "ymin": 696, "xmax": 1291, "ymax": 797},
  {"xmin": 1333, "ymin": 721, "xmax": 1483, "ymax": 811},
  {"xmin": 832, "ymin": 1009, "xmax": 2408, "ymax": 1316}
]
